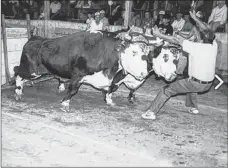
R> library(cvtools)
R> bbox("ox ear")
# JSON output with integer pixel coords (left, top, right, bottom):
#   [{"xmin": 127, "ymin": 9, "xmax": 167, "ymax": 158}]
[{"xmin": 151, "ymin": 45, "xmax": 163, "ymax": 58}]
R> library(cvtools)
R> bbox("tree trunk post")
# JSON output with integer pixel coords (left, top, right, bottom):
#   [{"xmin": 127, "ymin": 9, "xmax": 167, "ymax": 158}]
[{"xmin": 1, "ymin": 14, "xmax": 11, "ymax": 84}]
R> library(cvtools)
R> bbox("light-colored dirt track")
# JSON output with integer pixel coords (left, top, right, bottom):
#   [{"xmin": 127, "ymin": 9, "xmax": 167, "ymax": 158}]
[{"xmin": 1, "ymin": 82, "xmax": 227, "ymax": 167}]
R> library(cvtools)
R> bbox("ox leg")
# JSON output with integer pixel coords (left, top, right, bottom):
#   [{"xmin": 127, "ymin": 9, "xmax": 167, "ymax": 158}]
[
  {"xmin": 57, "ymin": 78, "xmax": 66, "ymax": 93},
  {"xmin": 14, "ymin": 75, "xmax": 25, "ymax": 101},
  {"xmin": 61, "ymin": 75, "xmax": 83, "ymax": 112},
  {"xmin": 128, "ymin": 89, "xmax": 136, "ymax": 104},
  {"xmin": 106, "ymin": 70, "xmax": 126, "ymax": 106}
]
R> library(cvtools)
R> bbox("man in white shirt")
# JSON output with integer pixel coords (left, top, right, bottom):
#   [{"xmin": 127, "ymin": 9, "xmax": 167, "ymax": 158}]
[
  {"xmin": 208, "ymin": 0, "xmax": 227, "ymax": 31},
  {"xmin": 172, "ymin": 11, "xmax": 186, "ymax": 33},
  {"xmin": 142, "ymin": 10, "xmax": 218, "ymax": 120}
]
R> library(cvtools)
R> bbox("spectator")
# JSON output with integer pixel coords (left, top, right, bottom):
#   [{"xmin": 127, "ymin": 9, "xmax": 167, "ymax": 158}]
[
  {"xmin": 108, "ymin": 1, "xmax": 122, "ymax": 25},
  {"xmin": 87, "ymin": 12, "xmax": 103, "ymax": 31},
  {"xmin": 68, "ymin": 0, "xmax": 77, "ymax": 19},
  {"xmin": 55, "ymin": 0, "xmax": 69, "ymax": 21},
  {"xmin": 115, "ymin": 10, "xmax": 125, "ymax": 26},
  {"xmin": 208, "ymin": 0, "xmax": 227, "ymax": 31},
  {"xmin": 155, "ymin": 10, "xmax": 165, "ymax": 26},
  {"xmin": 50, "ymin": 0, "xmax": 62, "ymax": 20},
  {"xmin": 30, "ymin": 0, "xmax": 39, "ymax": 19},
  {"xmin": 100, "ymin": 10, "xmax": 109, "ymax": 28},
  {"xmin": 1, "ymin": 1, "xmax": 17, "ymax": 18},
  {"xmin": 172, "ymin": 10, "xmax": 185, "ymax": 32},
  {"xmin": 86, "ymin": 12, "xmax": 94, "ymax": 25},
  {"xmin": 176, "ymin": 11, "xmax": 207, "ymax": 42},
  {"xmin": 158, "ymin": 13, "xmax": 173, "ymax": 35},
  {"xmin": 130, "ymin": 12, "xmax": 141, "ymax": 27},
  {"xmin": 181, "ymin": 12, "xmax": 194, "ymax": 32},
  {"xmin": 18, "ymin": 0, "xmax": 30, "ymax": 19},
  {"xmin": 141, "ymin": 11, "xmax": 154, "ymax": 28}
]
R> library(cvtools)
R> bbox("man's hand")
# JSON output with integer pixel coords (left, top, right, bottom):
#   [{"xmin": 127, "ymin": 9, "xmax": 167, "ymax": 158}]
[
  {"xmin": 152, "ymin": 26, "xmax": 161, "ymax": 37},
  {"xmin": 189, "ymin": 10, "xmax": 197, "ymax": 20}
]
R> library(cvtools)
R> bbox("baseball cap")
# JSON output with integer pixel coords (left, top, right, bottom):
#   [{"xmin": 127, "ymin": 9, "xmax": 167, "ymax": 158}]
[
  {"xmin": 95, "ymin": 12, "xmax": 100, "ymax": 16},
  {"xmin": 159, "ymin": 10, "xmax": 165, "ymax": 15},
  {"xmin": 100, "ymin": 10, "xmax": 105, "ymax": 14}
]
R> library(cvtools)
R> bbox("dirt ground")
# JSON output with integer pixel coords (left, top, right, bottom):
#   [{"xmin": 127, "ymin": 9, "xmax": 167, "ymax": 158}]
[{"xmin": 1, "ymin": 78, "xmax": 227, "ymax": 167}]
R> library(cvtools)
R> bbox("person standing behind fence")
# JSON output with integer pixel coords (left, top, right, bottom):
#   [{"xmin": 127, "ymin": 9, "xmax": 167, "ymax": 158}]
[
  {"xmin": 100, "ymin": 10, "xmax": 109, "ymax": 29},
  {"xmin": 172, "ymin": 10, "xmax": 185, "ymax": 33},
  {"xmin": 208, "ymin": 0, "xmax": 227, "ymax": 31},
  {"xmin": 158, "ymin": 13, "xmax": 173, "ymax": 35},
  {"xmin": 50, "ymin": 0, "xmax": 62, "ymax": 20},
  {"xmin": 141, "ymin": 11, "xmax": 154, "ymax": 29},
  {"xmin": 86, "ymin": 12, "xmax": 94, "ymax": 25},
  {"xmin": 86, "ymin": 12, "xmax": 103, "ymax": 31}
]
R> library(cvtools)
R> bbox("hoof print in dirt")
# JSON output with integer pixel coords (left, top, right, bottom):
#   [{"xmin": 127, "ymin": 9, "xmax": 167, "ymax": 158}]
[{"xmin": 14, "ymin": 94, "xmax": 22, "ymax": 101}]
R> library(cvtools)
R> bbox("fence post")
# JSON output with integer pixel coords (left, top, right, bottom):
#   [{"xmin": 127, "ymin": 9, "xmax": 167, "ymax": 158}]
[
  {"xmin": 1, "ymin": 14, "xmax": 11, "ymax": 84},
  {"xmin": 44, "ymin": 0, "xmax": 50, "ymax": 38},
  {"xmin": 124, "ymin": 0, "xmax": 132, "ymax": 27},
  {"xmin": 26, "ymin": 14, "xmax": 31, "ymax": 39}
]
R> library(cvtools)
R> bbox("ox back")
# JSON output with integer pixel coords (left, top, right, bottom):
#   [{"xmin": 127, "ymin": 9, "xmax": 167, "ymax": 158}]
[
  {"xmin": 39, "ymin": 31, "xmax": 123, "ymax": 80},
  {"xmin": 14, "ymin": 36, "xmax": 50, "ymax": 79}
]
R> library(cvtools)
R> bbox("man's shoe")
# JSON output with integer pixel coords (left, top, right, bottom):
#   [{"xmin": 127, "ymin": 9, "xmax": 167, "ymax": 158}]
[
  {"xmin": 142, "ymin": 111, "xmax": 156, "ymax": 120},
  {"xmin": 189, "ymin": 108, "xmax": 199, "ymax": 114}
]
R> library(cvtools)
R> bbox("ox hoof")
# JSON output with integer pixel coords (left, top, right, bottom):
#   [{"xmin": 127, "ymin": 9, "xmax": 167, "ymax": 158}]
[
  {"xmin": 128, "ymin": 96, "xmax": 136, "ymax": 104},
  {"xmin": 58, "ymin": 83, "xmax": 65, "ymax": 93},
  {"xmin": 61, "ymin": 100, "xmax": 70, "ymax": 112},
  {"xmin": 14, "ymin": 94, "xmax": 22, "ymax": 101},
  {"xmin": 106, "ymin": 101, "xmax": 116, "ymax": 107},
  {"xmin": 60, "ymin": 106, "xmax": 70, "ymax": 112}
]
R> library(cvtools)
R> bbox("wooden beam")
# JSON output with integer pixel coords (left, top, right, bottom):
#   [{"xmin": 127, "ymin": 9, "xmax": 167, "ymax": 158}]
[
  {"xmin": 44, "ymin": 0, "xmax": 50, "ymax": 37},
  {"xmin": 26, "ymin": 14, "xmax": 31, "ymax": 39},
  {"xmin": 153, "ymin": 0, "xmax": 159, "ymax": 20},
  {"xmin": 1, "ymin": 14, "xmax": 11, "ymax": 84},
  {"xmin": 124, "ymin": 0, "xmax": 133, "ymax": 27},
  {"xmin": 44, "ymin": 0, "xmax": 50, "ymax": 20}
]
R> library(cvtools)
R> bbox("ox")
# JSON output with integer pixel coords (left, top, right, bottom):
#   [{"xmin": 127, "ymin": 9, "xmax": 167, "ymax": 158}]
[
  {"xmin": 13, "ymin": 31, "xmax": 149, "ymax": 112},
  {"xmin": 101, "ymin": 30, "xmax": 181, "ymax": 104}
]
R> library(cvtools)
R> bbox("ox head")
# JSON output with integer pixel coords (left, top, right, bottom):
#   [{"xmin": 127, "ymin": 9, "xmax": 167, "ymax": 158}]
[
  {"xmin": 119, "ymin": 43, "xmax": 149, "ymax": 81},
  {"xmin": 152, "ymin": 46, "xmax": 180, "ymax": 82}
]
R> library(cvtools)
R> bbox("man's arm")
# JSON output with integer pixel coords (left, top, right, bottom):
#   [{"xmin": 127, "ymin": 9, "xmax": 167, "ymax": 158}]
[
  {"xmin": 177, "ymin": 27, "xmax": 195, "ymax": 39},
  {"xmin": 153, "ymin": 26, "xmax": 184, "ymax": 46},
  {"xmin": 189, "ymin": 10, "xmax": 209, "ymax": 31}
]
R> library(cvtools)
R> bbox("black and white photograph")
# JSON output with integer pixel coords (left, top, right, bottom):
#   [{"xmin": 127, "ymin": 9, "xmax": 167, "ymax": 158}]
[{"xmin": 1, "ymin": 0, "xmax": 227, "ymax": 167}]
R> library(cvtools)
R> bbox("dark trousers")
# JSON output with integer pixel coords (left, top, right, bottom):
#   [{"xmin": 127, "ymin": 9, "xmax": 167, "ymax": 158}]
[{"xmin": 147, "ymin": 78, "xmax": 212, "ymax": 113}]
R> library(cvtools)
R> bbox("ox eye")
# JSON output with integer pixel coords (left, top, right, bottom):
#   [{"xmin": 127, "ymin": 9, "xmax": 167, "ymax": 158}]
[
  {"xmin": 163, "ymin": 54, "xmax": 169, "ymax": 62},
  {"xmin": 133, "ymin": 51, "xmax": 137, "ymax": 56}
]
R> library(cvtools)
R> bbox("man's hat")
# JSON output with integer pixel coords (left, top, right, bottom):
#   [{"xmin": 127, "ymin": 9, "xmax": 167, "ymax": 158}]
[
  {"xmin": 100, "ymin": 10, "xmax": 105, "ymax": 14},
  {"xmin": 159, "ymin": 10, "xmax": 165, "ymax": 15},
  {"xmin": 95, "ymin": 12, "xmax": 100, "ymax": 16}
]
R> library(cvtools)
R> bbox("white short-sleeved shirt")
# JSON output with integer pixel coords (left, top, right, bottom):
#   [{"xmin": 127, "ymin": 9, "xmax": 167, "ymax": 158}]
[
  {"xmin": 172, "ymin": 18, "xmax": 185, "ymax": 31},
  {"xmin": 182, "ymin": 40, "xmax": 218, "ymax": 81},
  {"xmin": 88, "ymin": 20, "xmax": 103, "ymax": 31},
  {"xmin": 208, "ymin": 5, "xmax": 227, "ymax": 24},
  {"xmin": 50, "ymin": 2, "xmax": 62, "ymax": 14}
]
